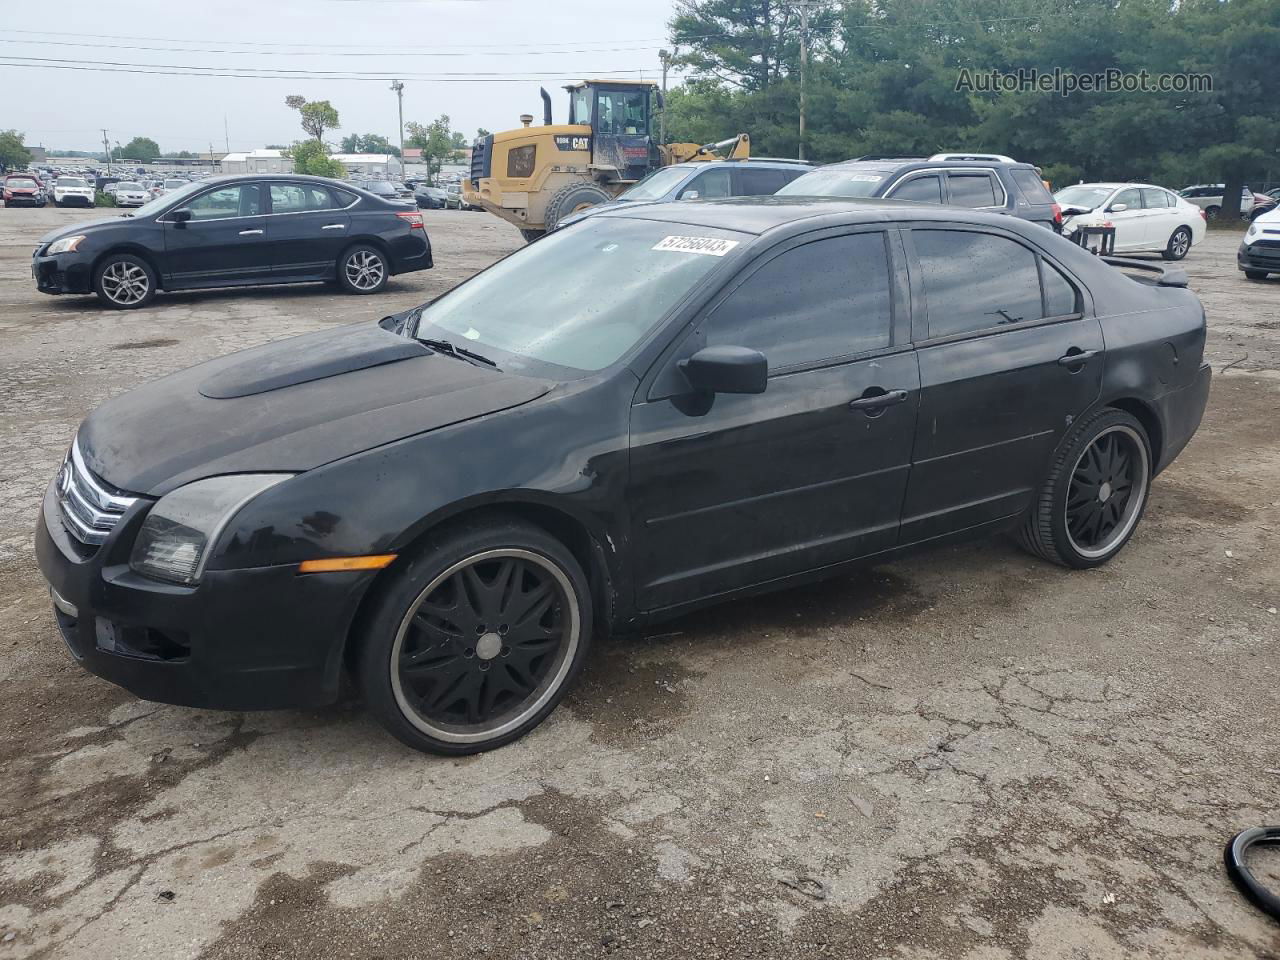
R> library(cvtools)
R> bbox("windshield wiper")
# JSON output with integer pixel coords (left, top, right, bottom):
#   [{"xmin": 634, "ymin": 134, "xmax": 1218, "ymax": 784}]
[{"xmin": 415, "ymin": 336, "xmax": 498, "ymax": 368}]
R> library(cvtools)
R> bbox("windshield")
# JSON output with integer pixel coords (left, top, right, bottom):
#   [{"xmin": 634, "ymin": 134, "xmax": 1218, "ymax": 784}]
[
  {"xmin": 164, "ymin": 179, "xmax": 187, "ymax": 188},
  {"xmin": 116, "ymin": 181, "xmax": 143, "ymax": 190},
  {"xmin": 617, "ymin": 166, "xmax": 692, "ymax": 202},
  {"xmin": 7, "ymin": 178, "xmax": 37, "ymax": 188},
  {"xmin": 775, "ymin": 167, "xmax": 892, "ymax": 198},
  {"xmin": 366, "ymin": 182, "xmax": 396, "ymax": 195},
  {"xmin": 415, "ymin": 218, "xmax": 744, "ymax": 374},
  {"xmin": 57, "ymin": 178, "xmax": 88, "ymax": 187},
  {"xmin": 130, "ymin": 179, "xmax": 205, "ymax": 218},
  {"xmin": 1054, "ymin": 185, "xmax": 1115, "ymax": 210}
]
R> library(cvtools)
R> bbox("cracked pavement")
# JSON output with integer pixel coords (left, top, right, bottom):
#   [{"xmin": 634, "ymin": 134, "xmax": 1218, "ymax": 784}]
[{"xmin": 1, "ymin": 209, "xmax": 1278, "ymax": 958}]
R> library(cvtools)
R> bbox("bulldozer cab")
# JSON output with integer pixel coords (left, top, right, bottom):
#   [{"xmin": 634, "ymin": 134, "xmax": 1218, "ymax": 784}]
[{"xmin": 565, "ymin": 81, "xmax": 657, "ymax": 183}]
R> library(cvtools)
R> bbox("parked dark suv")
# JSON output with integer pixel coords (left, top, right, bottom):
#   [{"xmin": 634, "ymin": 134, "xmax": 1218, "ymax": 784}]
[{"xmin": 777, "ymin": 153, "xmax": 1061, "ymax": 231}]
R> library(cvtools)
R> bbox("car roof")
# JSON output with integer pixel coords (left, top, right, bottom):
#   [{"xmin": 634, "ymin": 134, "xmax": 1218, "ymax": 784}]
[
  {"xmin": 592, "ymin": 195, "xmax": 1032, "ymax": 236},
  {"xmin": 815, "ymin": 158, "xmax": 1037, "ymax": 172},
  {"xmin": 668, "ymin": 159, "xmax": 813, "ymax": 171}
]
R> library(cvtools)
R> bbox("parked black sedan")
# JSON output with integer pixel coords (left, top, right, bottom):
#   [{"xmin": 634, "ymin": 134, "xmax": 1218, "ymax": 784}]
[
  {"xmin": 36, "ymin": 199, "xmax": 1210, "ymax": 755},
  {"xmin": 31, "ymin": 174, "xmax": 432, "ymax": 309}
]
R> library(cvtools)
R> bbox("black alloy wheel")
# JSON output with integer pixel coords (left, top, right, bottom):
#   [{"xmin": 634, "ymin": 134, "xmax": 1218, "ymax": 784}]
[
  {"xmin": 1019, "ymin": 408, "xmax": 1152, "ymax": 568},
  {"xmin": 357, "ymin": 517, "xmax": 592, "ymax": 755}
]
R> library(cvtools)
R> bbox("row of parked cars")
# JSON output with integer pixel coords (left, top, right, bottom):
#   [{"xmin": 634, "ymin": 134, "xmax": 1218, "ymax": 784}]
[
  {"xmin": 351, "ymin": 177, "xmax": 481, "ymax": 211},
  {"xmin": 1, "ymin": 170, "xmax": 205, "ymax": 208}
]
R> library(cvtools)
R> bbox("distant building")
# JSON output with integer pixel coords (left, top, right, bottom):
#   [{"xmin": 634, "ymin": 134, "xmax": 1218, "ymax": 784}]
[
  {"xmin": 332, "ymin": 153, "xmax": 403, "ymax": 177},
  {"xmin": 220, "ymin": 149, "xmax": 294, "ymax": 174},
  {"xmin": 27, "ymin": 146, "xmax": 48, "ymax": 164}
]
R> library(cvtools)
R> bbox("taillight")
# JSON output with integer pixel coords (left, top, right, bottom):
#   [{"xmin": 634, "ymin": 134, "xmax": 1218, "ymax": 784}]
[
  {"xmin": 1052, "ymin": 202, "xmax": 1063, "ymax": 226},
  {"xmin": 396, "ymin": 211, "xmax": 424, "ymax": 229},
  {"xmin": 1199, "ymin": 208, "xmax": 1207, "ymax": 221}
]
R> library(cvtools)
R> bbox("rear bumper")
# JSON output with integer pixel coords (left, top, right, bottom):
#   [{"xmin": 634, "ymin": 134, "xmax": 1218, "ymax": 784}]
[
  {"xmin": 1153, "ymin": 361, "xmax": 1211, "ymax": 474},
  {"xmin": 389, "ymin": 233, "xmax": 432, "ymax": 275},
  {"xmin": 34, "ymin": 479, "xmax": 373, "ymax": 711},
  {"xmin": 1238, "ymin": 242, "xmax": 1280, "ymax": 274}
]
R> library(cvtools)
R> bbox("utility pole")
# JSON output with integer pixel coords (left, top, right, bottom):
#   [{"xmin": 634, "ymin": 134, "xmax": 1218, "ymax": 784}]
[
  {"xmin": 795, "ymin": 0, "xmax": 815, "ymax": 161},
  {"xmin": 101, "ymin": 129, "xmax": 112, "ymax": 175},
  {"xmin": 390, "ymin": 80, "xmax": 405, "ymax": 178},
  {"xmin": 224, "ymin": 115, "xmax": 230, "ymax": 154},
  {"xmin": 658, "ymin": 49, "xmax": 672, "ymax": 145}
]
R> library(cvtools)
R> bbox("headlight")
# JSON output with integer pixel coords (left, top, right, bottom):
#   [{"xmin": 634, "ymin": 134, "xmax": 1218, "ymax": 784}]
[
  {"xmin": 47, "ymin": 235, "xmax": 86, "ymax": 254},
  {"xmin": 1245, "ymin": 222, "xmax": 1260, "ymax": 242},
  {"xmin": 130, "ymin": 474, "xmax": 291, "ymax": 584}
]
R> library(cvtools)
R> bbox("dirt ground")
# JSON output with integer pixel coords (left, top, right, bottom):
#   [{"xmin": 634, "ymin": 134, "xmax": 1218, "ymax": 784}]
[{"xmin": 0, "ymin": 206, "xmax": 1277, "ymax": 960}]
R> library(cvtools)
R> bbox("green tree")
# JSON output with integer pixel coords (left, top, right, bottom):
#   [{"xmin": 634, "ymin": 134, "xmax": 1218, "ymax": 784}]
[
  {"xmin": 339, "ymin": 133, "xmax": 401, "ymax": 156},
  {"xmin": 476, "ymin": 128, "xmax": 491, "ymax": 140},
  {"xmin": 405, "ymin": 115, "xmax": 456, "ymax": 184},
  {"xmin": 285, "ymin": 95, "xmax": 340, "ymax": 142},
  {"xmin": 286, "ymin": 139, "xmax": 346, "ymax": 178},
  {"xmin": 0, "ymin": 130, "xmax": 33, "ymax": 171},
  {"xmin": 119, "ymin": 137, "xmax": 161, "ymax": 161}
]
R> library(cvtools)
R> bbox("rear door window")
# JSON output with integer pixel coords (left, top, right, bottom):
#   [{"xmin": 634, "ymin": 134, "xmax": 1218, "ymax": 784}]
[
  {"xmin": 1140, "ymin": 188, "xmax": 1172, "ymax": 209},
  {"xmin": 912, "ymin": 229, "xmax": 1043, "ymax": 338},
  {"xmin": 946, "ymin": 173, "xmax": 1000, "ymax": 207}
]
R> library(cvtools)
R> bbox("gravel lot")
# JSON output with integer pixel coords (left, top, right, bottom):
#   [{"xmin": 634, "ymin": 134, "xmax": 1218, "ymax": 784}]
[{"xmin": 0, "ymin": 206, "xmax": 1278, "ymax": 960}]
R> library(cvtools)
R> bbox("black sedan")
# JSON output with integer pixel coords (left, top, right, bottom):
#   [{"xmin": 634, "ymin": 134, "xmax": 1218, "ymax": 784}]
[
  {"xmin": 31, "ymin": 174, "xmax": 432, "ymax": 309},
  {"xmin": 35, "ymin": 199, "xmax": 1210, "ymax": 755},
  {"xmin": 414, "ymin": 185, "xmax": 448, "ymax": 209}
]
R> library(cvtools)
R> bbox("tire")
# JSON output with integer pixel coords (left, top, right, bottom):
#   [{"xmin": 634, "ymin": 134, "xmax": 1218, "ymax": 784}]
[
  {"xmin": 1161, "ymin": 226, "xmax": 1192, "ymax": 261},
  {"xmin": 544, "ymin": 180, "xmax": 612, "ymax": 231},
  {"xmin": 337, "ymin": 243, "xmax": 389, "ymax": 295},
  {"xmin": 93, "ymin": 253, "xmax": 157, "ymax": 310},
  {"xmin": 520, "ymin": 228, "xmax": 545, "ymax": 244},
  {"xmin": 356, "ymin": 516, "xmax": 594, "ymax": 755},
  {"xmin": 1204, "ymin": 205, "xmax": 1220, "ymax": 221},
  {"xmin": 1017, "ymin": 408, "xmax": 1152, "ymax": 569},
  {"xmin": 1244, "ymin": 269, "xmax": 1269, "ymax": 281}
]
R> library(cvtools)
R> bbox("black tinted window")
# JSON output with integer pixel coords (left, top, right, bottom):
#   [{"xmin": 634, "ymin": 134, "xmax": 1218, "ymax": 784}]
[
  {"xmin": 735, "ymin": 167, "xmax": 793, "ymax": 196},
  {"xmin": 1043, "ymin": 261, "xmax": 1079, "ymax": 316},
  {"xmin": 914, "ymin": 230, "xmax": 1042, "ymax": 337},
  {"xmin": 1011, "ymin": 168, "xmax": 1053, "ymax": 202},
  {"xmin": 947, "ymin": 173, "xmax": 999, "ymax": 207},
  {"xmin": 890, "ymin": 175, "xmax": 942, "ymax": 203},
  {"xmin": 705, "ymin": 233, "xmax": 893, "ymax": 369}
]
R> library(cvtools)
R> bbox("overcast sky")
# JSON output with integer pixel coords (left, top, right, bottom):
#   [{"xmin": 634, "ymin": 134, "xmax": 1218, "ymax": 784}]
[{"xmin": 2, "ymin": 0, "xmax": 681, "ymax": 155}]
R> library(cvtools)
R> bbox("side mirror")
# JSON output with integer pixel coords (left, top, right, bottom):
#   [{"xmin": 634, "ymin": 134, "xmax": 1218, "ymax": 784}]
[
  {"xmin": 170, "ymin": 208, "xmax": 192, "ymax": 224},
  {"xmin": 680, "ymin": 190, "xmax": 699, "ymax": 201},
  {"xmin": 678, "ymin": 346, "xmax": 767, "ymax": 395},
  {"xmin": 1108, "ymin": 202, "xmax": 1128, "ymax": 212}
]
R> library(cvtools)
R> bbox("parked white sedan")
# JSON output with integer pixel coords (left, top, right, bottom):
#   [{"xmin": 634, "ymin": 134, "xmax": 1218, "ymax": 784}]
[
  {"xmin": 1055, "ymin": 182, "xmax": 1206, "ymax": 260},
  {"xmin": 112, "ymin": 181, "xmax": 150, "ymax": 208}
]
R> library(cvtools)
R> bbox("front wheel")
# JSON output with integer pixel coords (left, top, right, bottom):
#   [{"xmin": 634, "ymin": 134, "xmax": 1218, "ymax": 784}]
[
  {"xmin": 93, "ymin": 253, "xmax": 157, "ymax": 310},
  {"xmin": 544, "ymin": 180, "xmax": 612, "ymax": 231},
  {"xmin": 1162, "ymin": 226, "xmax": 1192, "ymax": 261},
  {"xmin": 520, "ymin": 228, "xmax": 545, "ymax": 244},
  {"xmin": 1018, "ymin": 408, "xmax": 1152, "ymax": 569},
  {"xmin": 337, "ymin": 244, "xmax": 389, "ymax": 295},
  {"xmin": 356, "ymin": 517, "xmax": 594, "ymax": 755}
]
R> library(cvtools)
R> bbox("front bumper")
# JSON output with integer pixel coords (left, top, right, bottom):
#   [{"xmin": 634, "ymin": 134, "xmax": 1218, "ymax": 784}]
[
  {"xmin": 32, "ymin": 252, "xmax": 93, "ymax": 295},
  {"xmin": 1238, "ymin": 240, "xmax": 1280, "ymax": 275},
  {"xmin": 34, "ymin": 479, "xmax": 374, "ymax": 710},
  {"xmin": 4, "ymin": 194, "xmax": 43, "ymax": 206},
  {"xmin": 1153, "ymin": 361, "xmax": 1212, "ymax": 474},
  {"xmin": 54, "ymin": 194, "xmax": 95, "ymax": 206}
]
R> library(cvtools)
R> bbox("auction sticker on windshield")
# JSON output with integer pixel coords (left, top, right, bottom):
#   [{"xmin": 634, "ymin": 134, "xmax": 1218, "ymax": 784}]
[
  {"xmin": 652, "ymin": 236, "xmax": 740, "ymax": 256},
  {"xmin": 849, "ymin": 174, "xmax": 883, "ymax": 182}
]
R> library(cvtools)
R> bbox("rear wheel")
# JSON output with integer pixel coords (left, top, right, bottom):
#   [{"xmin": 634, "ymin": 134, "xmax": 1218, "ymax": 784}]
[
  {"xmin": 544, "ymin": 180, "xmax": 612, "ymax": 232},
  {"xmin": 357, "ymin": 517, "xmax": 593, "ymax": 755},
  {"xmin": 93, "ymin": 253, "xmax": 156, "ymax": 310},
  {"xmin": 1205, "ymin": 205, "xmax": 1220, "ymax": 221},
  {"xmin": 1018, "ymin": 408, "xmax": 1152, "ymax": 569},
  {"xmin": 337, "ymin": 244, "xmax": 388, "ymax": 295},
  {"xmin": 520, "ymin": 228, "xmax": 545, "ymax": 243},
  {"xmin": 1162, "ymin": 226, "xmax": 1192, "ymax": 261},
  {"xmin": 1244, "ymin": 269, "xmax": 1269, "ymax": 280}
]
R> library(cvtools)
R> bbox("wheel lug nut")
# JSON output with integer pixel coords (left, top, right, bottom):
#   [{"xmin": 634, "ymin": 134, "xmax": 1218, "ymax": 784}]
[
  {"xmin": 498, "ymin": 624, "xmax": 509, "ymax": 635},
  {"xmin": 501, "ymin": 646, "xmax": 510, "ymax": 657},
  {"xmin": 464, "ymin": 647, "xmax": 475, "ymax": 658}
]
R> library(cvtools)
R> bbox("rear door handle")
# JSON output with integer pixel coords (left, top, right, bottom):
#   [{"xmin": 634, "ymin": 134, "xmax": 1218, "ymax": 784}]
[
  {"xmin": 321, "ymin": 224, "xmax": 346, "ymax": 230},
  {"xmin": 848, "ymin": 389, "xmax": 909, "ymax": 412},
  {"xmin": 1057, "ymin": 348, "xmax": 1099, "ymax": 366},
  {"xmin": 238, "ymin": 228, "xmax": 264, "ymax": 236}
]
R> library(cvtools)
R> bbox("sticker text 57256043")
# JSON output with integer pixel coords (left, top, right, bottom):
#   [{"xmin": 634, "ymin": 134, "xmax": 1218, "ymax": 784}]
[{"xmin": 651, "ymin": 236, "xmax": 740, "ymax": 257}]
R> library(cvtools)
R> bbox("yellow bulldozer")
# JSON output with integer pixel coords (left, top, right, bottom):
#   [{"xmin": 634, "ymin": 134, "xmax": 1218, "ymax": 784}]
[{"xmin": 462, "ymin": 80, "xmax": 750, "ymax": 241}]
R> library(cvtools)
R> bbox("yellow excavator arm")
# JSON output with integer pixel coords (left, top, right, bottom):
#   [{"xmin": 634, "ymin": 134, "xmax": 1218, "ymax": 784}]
[{"xmin": 660, "ymin": 133, "xmax": 751, "ymax": 165}]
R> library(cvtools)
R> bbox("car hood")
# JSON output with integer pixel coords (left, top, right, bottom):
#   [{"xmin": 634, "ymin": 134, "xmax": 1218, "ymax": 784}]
[
  {"xmin": 37, "ymin": 216, "xmax": 133, "ymax": 245},
  {"xmin": 78, "ymin": 323, "xmax": 553, "ymax": 496}
]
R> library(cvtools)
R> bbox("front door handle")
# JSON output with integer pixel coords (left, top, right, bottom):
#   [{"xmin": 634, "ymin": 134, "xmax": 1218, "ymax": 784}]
[
  {"xmin": 1057, "ymin": 348, "xmax": 1099, "ymax": 367},
  {"xmin": 238, "ymin": 228, "xmax": 264, "ymax": 236},
  {"xmin": 848, "ymin": 388, "xmax": 909, "ymax": 412},
  {"xmin": 321, "ymin": 224, "xmax": 346, "ymax": 230}
]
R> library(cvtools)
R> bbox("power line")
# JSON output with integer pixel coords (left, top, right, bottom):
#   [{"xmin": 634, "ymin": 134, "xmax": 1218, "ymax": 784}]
[
  {"xmin": 0, "ymin": 37, "xmax": 684, "ymax": 58},
  {"xmin": 0, "ymin": 61, "xmax": 647, "ymax": 82}
]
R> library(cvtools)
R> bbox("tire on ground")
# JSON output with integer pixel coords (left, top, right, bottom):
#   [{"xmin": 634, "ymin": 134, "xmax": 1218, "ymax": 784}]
[
  {"xmin": 355, "ymin": 515, "xmax": 594, "ymax": 756},
  {"xmin": 1017, "ymin": 407, "xmax": 1153, "ymax": 570},
  {"xmin": 336, "ymin": 243, "xmax": 389, "ymax": 295},
  {"xmin": 1161, "ymin": 226, "xmax": 1192, "ymax": 261},
  {"xmin": 544, "ymin": 180, "xmax": 612, "ymax": 232},
  {"xmin": 93, "ymin": 252, "xmax": 157, "ymax": 310}
]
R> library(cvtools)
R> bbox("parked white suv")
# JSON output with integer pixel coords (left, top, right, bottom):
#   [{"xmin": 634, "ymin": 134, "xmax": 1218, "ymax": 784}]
[
  {"xmin": 51, "ymin": 177, "xmax": 96, "ymax": 208},
  {"xmin": 1055, "ymin": 182, "xmax": 1206, "ymax": 260},
  {"xmin": 1179, "ymin": 183, "xmax": 1254, "ymax": 221}
]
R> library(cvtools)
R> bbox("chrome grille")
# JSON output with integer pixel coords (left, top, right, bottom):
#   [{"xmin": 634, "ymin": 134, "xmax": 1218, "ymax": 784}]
[{"xmin": 56, "ymin": 441, "xmax": 138, "ymax": 545}]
